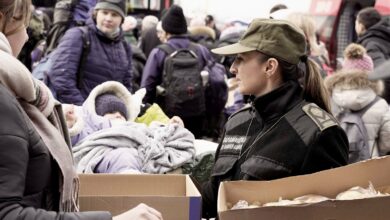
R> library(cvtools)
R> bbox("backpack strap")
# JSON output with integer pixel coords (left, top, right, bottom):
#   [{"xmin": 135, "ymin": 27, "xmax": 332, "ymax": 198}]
[
  {"xmin": 157, "ymin": 43, "xmax": 176, "ymax": 56},
  {"xmin": 355, "ymin": 96, "xmax": 381, "ymax": 157},
  {"xmin": 355, "ymin": 96, "xmax": 380, "ymax": 116},
  {"xmin": 158, "ymin": 42, "xmax": 200, "ymax": 58},
  {"xmin": 76, "ymin": 26, "xmax": 90, "ymax": 89},
  {"xmin": 188, "ymin": 42, "xmax": 199, "ymax": 54}
]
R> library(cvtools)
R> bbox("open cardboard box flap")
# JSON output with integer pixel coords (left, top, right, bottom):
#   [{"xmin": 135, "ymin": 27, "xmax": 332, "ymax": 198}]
[
  {"xmin": 218, "ymin": 156, "xmax": 390, "ymax": 220},
  {"xmin": 79, "ymin": 174, "xmax": 201, "ymax": 220}
]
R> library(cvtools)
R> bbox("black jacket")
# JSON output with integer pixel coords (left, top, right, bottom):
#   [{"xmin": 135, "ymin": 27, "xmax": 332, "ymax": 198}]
[
  {"xmin": 357, "ymin": 18, "xmax": 390, "ymax": 103},
  {"xmin": 0, "ymin": 84, "xmax": 111, "ymax": 219},
  {"xmin": 357, "ymin": 18, "xmax": 390, "ymax": 68},
  {"xmin": 201, "ymin": 81, "xmax": 349, "ymax": 218}
]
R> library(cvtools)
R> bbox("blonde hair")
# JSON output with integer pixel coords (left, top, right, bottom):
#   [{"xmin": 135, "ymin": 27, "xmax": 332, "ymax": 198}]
[
  {"xmin": 287, "ymin": 13, "xmax": 323, "ymax": 57},
  {"xmin": 0, "ymin": 0, "xmax": 31, "ymax": 33}
]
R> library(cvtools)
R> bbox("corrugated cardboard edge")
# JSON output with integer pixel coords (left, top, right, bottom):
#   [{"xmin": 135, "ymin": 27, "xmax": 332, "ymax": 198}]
[
  {"xmin": 186, "ymin": 175, "xmax": 202, "ymax": 220},
  {"xmin": 218, "ymin": 156, "xmax": 390, "ymax": 212}
]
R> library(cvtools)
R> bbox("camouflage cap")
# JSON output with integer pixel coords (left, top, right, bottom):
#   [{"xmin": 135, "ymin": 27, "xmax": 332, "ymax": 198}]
[{"xmin": 212, "ymin": 18, "xmax": 307, "ymax": 64}]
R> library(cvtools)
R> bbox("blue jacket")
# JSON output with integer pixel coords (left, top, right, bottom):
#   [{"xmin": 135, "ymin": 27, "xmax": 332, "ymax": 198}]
[
  {"xmin": 72, "ymin": 0, "xmax": 97, "ymax": 25},
  {"xmin": 49, "ymin": 18, "xmax": 132, "ymax": 105},
  {"xmin": 140, "ymin": 36, "xmax": 214, "ymax": 104}
]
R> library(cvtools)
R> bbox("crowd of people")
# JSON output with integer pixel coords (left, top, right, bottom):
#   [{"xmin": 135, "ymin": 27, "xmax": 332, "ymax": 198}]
[{"xmin": 1, "ymin": 0, "xmax": 390, "ymax": 219}]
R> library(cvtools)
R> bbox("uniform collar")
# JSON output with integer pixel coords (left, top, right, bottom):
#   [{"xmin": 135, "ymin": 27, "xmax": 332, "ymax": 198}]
[{"xmin": 252, "ymin": 80, "xmax": 303, "ymax": 122}]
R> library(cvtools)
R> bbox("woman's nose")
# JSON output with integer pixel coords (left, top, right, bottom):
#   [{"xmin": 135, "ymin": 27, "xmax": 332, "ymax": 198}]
[{"xmin": 230, "ymin": 64, "xmax": 237, "ymax": 75}]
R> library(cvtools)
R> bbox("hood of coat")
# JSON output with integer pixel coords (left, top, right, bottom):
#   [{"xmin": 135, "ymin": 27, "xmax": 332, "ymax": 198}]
[
  {"xmin": 0, "ymin": 33, "xmax": 36, "ymax": 102},
  {"xmin": 324, "ymin": 70, "xmax": 384, "ymax": 111},
  {"xmin": 358, "ymin": 18, "xmax": 390, "ymax": 43},
  {"xmin": 188, "ymin": 26, "xmax": 216, "ymax": 40},
  {"xmin": 83, "ymin": 81, "xmax": 145, "ymax": 121}
]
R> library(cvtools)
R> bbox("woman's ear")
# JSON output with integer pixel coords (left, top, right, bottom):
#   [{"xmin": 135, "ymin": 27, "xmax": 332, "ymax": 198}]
[{"xmin": 265, "ymin": 58, "xmax": 279, "ymax": 78}]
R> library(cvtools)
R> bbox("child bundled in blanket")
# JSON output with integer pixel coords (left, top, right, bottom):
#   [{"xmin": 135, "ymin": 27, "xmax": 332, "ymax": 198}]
[{"xmin": 62, "ymin": 81, "xmax": 194, "ymax": 174}]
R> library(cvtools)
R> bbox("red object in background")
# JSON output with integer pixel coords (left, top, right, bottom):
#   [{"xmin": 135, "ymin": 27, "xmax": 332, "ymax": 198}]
[
  {"xmin": 375, "ymin": 0, "xmax": 390, "ymax": 15},
  {"xmin": 165, "ymin": 0, "xmax": 170, "ymax": 9},
  {"xmin": 309, "ymin": 0, "xmax": 342, "ymax": 16}
]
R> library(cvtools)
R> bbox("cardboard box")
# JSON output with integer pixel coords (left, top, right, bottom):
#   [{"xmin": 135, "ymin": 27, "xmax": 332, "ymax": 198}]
[
  {"xmin": 218, "ymin": 156, "xmax": 390, "ymax": 220},
  {"xmin": 79, "ymin": 174, "xmax": 201, "ymax": 220}
]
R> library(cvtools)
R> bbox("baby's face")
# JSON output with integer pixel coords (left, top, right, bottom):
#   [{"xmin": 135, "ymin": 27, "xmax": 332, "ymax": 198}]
[{"xmin": 103, "ymin": 111, "xmax": 126, "ymax": 122}]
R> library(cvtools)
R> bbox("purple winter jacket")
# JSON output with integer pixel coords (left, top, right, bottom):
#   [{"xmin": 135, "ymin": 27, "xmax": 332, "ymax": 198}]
[
  {"xmin": 49, "ymin": 18, "xmax": 132, "ymax": 105},
  {"xmin": 72, "ymin": 0, "xmax": 97, "ymax": 25},
  {"xmin": 140, "ymin": 36, "xmax": 215, "ymax": 104},
  {"xmin": 70, "ymin": 105, "xmax": 111, "ymax": 146}
]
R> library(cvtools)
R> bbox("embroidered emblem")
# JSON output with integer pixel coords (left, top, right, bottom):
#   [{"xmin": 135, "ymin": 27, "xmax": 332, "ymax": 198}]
[{"xmin": 302, "ymin": 103, "xmax": 338, "ymax": 131}]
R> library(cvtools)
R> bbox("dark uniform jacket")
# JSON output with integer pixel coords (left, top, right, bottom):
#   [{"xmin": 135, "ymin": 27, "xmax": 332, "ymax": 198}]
[
  {"xmin": 201, "ymin": 81, "xmax": 349, "ymax": 218},
  {"xmin": 0, "ymin": 84, "xmax": 111, "ymax": 219}
]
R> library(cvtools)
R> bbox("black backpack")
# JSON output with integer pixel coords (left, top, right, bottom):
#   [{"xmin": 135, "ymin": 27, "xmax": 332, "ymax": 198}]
[{"xmin": 157, "ymin": 43, "xmax": 206, "ymax": 118}]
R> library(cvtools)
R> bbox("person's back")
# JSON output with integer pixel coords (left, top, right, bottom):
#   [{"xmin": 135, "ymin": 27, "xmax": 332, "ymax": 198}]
[
  {"xmin": 48, "ymin": 0, "xmax": 133, "ymax": 105},
  {"xmin": 325, "ymin": 69, "xmax": 390, "ymax": 159},
  {"xmin": 356, "ymin": 7, "xmax": 390, "ymax": 67},
  {"xmin": 356, "ymin": 8, "xmax": 390, "ymax": 103},
  {"xmin": 141, "ymin": 5, "xmax": 216, "ymax": 138},
  {"xmin": 325, "ymin": 43, "xmax": 390, "ymax": 159}
]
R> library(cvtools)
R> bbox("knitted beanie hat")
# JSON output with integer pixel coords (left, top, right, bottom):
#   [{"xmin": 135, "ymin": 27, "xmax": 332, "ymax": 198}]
[
  {"xmin": 343, "ymin": 43, "xmax": 374, "ymax": 72},
  {"xmin": 95, "ymin": 0, "xmax": 126, "ymax": 19},
  {"xmin": 95, "ymin": 93, "xmax": 128, "ymax": 120},
  {"xmin": 162, "ymin": 5, "xmax": 188, "ymax": 35}
]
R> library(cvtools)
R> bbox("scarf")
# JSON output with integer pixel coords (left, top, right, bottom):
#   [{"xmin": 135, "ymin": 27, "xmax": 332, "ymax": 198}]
[
  {"xmin": 0, "ymin": 35, "xmax": 79, "ymax": 211},
  {"xmin": 21, "ymin": 101, "xmax": 79, "ymax": 212}
]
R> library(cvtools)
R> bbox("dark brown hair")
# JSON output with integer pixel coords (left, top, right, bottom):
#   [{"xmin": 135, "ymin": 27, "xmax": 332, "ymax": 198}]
[
  {"xmin": 258, "ymin": 53, "xmax": 331, "ymax": 113},
  {"xmin": 357, "ymin": 7, "xmax": 381, "ymax": 29}
]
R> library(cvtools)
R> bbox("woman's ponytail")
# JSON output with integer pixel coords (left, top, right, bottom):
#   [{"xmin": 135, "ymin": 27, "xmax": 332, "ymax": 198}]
[{"xmin": 303, "ymin": 57, "xmax": 331, "ymax": 113}]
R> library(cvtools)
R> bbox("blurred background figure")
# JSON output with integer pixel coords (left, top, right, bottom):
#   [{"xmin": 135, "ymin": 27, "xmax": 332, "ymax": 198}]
[
  {"xmin": 205, "ymin": 14, "xmax": 220, "ymax": 40},
  {"xmin": 287, "ymin": 12, "xmax": 333, "ymax": 77},
  {"xmin": 122, "ymin": 15, "xmax": 138, "ymax": 45},
  {"xmin": 324, "ymin": 43, "xmax": 390, "ymax": 162},
  {"xmin": 188, "ymin": 16, "xmax": 216, "ymax": 50},
  {"xmin": 355, "ymin": 7, "xmax": 390, "ymax": 103},
  {"xmin": 138, "ymin": 15, "xmax": 161, "ymax": 58}
]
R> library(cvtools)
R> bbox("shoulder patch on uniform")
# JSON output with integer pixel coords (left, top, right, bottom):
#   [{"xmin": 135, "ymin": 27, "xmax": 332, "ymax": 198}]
[{"xmin": 302, "ymin": 103, "xmax": 338, "ymax": 131}]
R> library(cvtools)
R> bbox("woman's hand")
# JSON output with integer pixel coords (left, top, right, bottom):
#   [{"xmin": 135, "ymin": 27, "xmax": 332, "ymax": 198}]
[
  {"xmin": 62, "ymin": 104, "xmax": 77, "ymax": 128},
  {"xmin": 113, "ymin": 203, "xmax": 163, "ymax": 220}
]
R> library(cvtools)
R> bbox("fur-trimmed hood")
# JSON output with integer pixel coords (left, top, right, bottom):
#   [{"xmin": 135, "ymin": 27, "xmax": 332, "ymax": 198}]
[
  {"xmin": 324, "ymin": 70, "xmax": 384, "ymax": 96},
  {"xmin": 324, "ymin": 70, "xmax": 384, "ymax": 111},
  {"xmin": 83, "ymin": 81, "xmax": 145, "ymax": 121},
  {"xmin": 188, "ymin": 26, "xmax": 216, "ymax": 40},
  {"xmin": 68, "ymin": 81, "xmax": 146, "ymax": 137}
]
